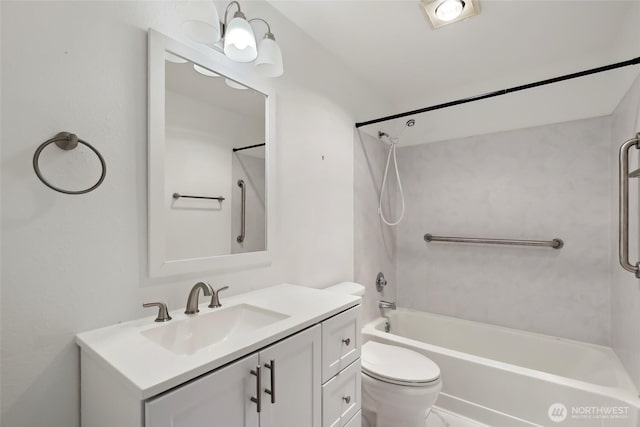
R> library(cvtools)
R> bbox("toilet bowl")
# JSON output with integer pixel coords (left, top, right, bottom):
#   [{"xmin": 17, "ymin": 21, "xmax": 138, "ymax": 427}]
[
  {"xmin": 361, "ymin": 341, "xmax": 441, "ymax": 427},
  {"xmin": 324, "ymin": 282, "xmax": 442, "ymax": 427}
]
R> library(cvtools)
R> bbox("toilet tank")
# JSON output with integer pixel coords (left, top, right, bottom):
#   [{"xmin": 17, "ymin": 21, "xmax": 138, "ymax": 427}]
[{"xmin": 324, "ymin": 282, "xmax": 365, "ymax": 297}]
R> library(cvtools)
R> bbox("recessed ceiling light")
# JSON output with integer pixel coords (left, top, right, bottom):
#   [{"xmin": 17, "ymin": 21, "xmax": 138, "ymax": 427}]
[
  {"xmin": 422, "ymin": 0, "xmax": 479, "ymax": 29},
  {"xmin": 435, "ymin": 0, "xmax": 465, "ymax": 22}
]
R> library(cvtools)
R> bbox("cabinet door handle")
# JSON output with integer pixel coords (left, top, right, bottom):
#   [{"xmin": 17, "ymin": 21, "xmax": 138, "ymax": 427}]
[
  {"xmin": 342, "ymin": 395, "xmax": 351, "ymax": 404},
  {"xmin": 250, "ymin": 366, "xmax": 261, "ymax": 413},
  {"xmin": 342, "ymin": 338, "xmax": 351, "ymax": 346},
  {"xmin": 264, "ymin": 359, "xmax": 276, "ymax": 404}
]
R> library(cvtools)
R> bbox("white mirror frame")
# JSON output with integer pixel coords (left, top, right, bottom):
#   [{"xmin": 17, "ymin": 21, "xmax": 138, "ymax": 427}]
[{"xmin": 148, "ymin": 29, "xmax": 275, "ymax": 277}]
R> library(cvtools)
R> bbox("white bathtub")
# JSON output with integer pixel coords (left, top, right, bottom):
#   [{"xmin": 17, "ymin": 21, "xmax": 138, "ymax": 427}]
[{"xmin": 362, "ymin": 308, "xmax": 640, "ymax": 427}]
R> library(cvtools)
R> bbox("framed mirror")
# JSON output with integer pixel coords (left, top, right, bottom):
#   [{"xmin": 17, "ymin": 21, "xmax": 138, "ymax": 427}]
[{"xmin": 148, "ymin": 29, "xmax": 275, "ymax": 277}]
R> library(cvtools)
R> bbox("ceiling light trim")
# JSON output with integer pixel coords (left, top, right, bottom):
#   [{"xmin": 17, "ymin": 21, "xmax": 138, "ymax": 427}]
[{"xmin": 422, "ymin": 0, "xmax": 479, "ymax": 29}]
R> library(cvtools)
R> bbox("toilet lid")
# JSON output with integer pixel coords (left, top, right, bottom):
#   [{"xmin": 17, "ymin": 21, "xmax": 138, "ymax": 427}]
[{"xmin": 362, "ymin": 341, "xmax": 440, "ymax": 386}]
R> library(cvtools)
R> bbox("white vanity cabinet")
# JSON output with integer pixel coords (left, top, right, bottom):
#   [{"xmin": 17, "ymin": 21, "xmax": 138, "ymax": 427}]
[
  {"xmin": 78, "ymin": 287, "xmax": 361, "ymax": 427},
  {"xmin": 146, "ymin": 325, "xmax": 321, "ymax": 427}
]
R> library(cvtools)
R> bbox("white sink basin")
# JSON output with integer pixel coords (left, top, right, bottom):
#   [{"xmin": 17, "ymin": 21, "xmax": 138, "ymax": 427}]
[{"xmin": 141, "ymin": 304, "xmax": 289, "ymax": 355}]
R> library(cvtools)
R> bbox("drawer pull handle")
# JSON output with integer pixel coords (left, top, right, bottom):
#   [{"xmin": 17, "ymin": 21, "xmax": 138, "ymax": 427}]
[
  {"xmin": 250, "ymin": 366, "xmax": 261, "ymax": 413},
  {"xmin": 343, "ymin": 395, "xmax": 351, "ymax": 404},
  {"xmin": 265, "ymin": 359, "xmax": 276, "ymax": 404},
  {"xmin": 342, "ymin": 338, "xmax": 351, "ymax": 346}
]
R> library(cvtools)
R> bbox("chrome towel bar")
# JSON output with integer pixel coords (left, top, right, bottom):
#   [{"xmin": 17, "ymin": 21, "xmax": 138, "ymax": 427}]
[
  {"xmin": 618, "ymin": 133, "xmax": 640, "ymax": 278},
  {"xmin": 424, "ymin": 234, "xmax": 564, "ymax": 249},
  {"xmin": 172, "ymin": 193, "xmax": 225, "ymax": 202}
]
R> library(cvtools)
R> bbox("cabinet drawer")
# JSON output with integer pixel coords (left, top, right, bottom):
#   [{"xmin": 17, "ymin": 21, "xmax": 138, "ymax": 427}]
[
  {"xmin": 322, "ymin": 360, "xmax": 361, "ymax": 427},
  {"xmin": 322, "ymin": 305, "xmax": 361, "ymax": 382},
  {"xmin": 344, "ymin": 411, "xmax": 361, "ymax": 427}
]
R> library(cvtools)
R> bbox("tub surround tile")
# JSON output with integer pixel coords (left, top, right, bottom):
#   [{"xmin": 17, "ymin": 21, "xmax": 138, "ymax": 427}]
[{"xmin": 395, "ymin": 117, "xmax": 612, "ymax": 345}]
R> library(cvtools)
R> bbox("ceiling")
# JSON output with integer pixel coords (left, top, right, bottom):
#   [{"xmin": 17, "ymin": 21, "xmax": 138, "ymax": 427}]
[{"xmin": 268, "ymin": 0, "xmax": 640, "ymax": 145}]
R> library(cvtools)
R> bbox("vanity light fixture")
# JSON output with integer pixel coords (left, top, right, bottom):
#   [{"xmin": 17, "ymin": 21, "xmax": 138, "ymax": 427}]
[
  {"xmin": 250, "ymin": 18, "xmax": 284, "ymax": 78},
  {"xmin": 422, "ymin": 0, "xmax": 479, "ymax": 29},
  {"xmin": 223, "ymin": 1, "xmax": 258, "ymax": 62},
  {"xmin": 182, "ymin": 1, "xmax": 221, "ymax": 44},
  {"xmin": 183, "ymin": 1, "xmax": 284, "ymax": 77}
]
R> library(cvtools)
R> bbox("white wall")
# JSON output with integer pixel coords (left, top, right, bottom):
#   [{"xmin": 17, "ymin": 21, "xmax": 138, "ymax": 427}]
[
  {"xmin": 394, "ymin": 116, "xmax": 612, "ymax": 345},
  {"xmin": 610, "ymin": 74, "xmax": 640, "ymax": 389},
  {"xmin": 0, "ymin": 2, "xmax": 386, "ymax": 427}
]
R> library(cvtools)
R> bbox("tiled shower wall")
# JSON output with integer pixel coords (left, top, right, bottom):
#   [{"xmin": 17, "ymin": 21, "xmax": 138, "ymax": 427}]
[{"xmin": 394, "ymin": 116, "xmax": 613, "ymax": 345}]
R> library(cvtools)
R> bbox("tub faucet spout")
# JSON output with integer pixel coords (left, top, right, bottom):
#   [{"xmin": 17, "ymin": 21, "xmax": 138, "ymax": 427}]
[{"xmin": 378, "ymin": 300, "xmax": 396, "ymax": 310}]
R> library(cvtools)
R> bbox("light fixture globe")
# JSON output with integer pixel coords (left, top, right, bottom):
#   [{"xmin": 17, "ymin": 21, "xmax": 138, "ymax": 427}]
[
  {"xmin": 193, "ymin": 64, "xmax": 219, "ymax": 77},
  {"xmin": 224, "ymin": 11, "xmax": 258, "ymax": 62},
  {"xmin": 435, "ymin": 0, "xmax": 465, "ymax": 22},
  {"xmin": 255, "ymin": 35, "xmax": 283, "ymax": 77},
  {"xmin": 182, "ymin": 2, "xmax": 221, "ymax": 44},
  {"xmin": 225, "ymin": 78, "xmax": 249, "ymax": 90}
]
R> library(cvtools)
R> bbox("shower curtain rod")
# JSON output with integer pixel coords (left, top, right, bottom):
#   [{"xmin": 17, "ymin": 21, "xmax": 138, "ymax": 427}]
[
  {"xmin": 232, "ymin": 143, "xmax": 265, "ymax": 152},
  {"xmin": 355, "ymin": 55, "xmax": 640, "ymax": 129}
]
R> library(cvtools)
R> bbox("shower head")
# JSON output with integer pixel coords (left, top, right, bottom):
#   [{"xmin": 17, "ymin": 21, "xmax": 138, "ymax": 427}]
[{"xmin": 378, "ymin": 131, "xmax": 390, "ymax": 139}]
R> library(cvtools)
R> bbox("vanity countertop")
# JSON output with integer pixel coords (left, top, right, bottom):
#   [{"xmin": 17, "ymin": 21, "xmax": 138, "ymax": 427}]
[{"xmin": 76, "ymin": 284, "xmax": 360, "ymax": 399}]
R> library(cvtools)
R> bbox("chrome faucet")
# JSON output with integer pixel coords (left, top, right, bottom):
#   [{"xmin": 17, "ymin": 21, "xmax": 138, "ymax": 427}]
[
  {"xmin": 185, "ymin": 282, "xmax": 213, "ymax": 314},
  {"xmin": 378, "ymin": 300, "xmax": 396, "ymax": 310},
  {"xmin": 378, "ymin": 300, "xmax": 396, "ymax": 333},
  {"xmin": 208, "ymin": 286, "xmax": 229, "ymax": 308}
]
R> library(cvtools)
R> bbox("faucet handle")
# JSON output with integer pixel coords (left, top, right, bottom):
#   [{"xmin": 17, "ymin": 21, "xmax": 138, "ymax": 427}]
[
  {"xmin": 143, "ymin": 302, "xmax": 172, "ymax": 322},
  {"xmin": 209, "ymin": 286, "xmax": 230, "ymax": 308}
]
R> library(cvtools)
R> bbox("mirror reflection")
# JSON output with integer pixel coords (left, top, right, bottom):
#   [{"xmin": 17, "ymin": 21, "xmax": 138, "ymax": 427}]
[{"xmin": 164, "ymin": 52, "xmax": 266, "ymax": 260}]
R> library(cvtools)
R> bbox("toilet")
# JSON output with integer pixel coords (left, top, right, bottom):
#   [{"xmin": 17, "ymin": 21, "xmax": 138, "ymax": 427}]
[
  {"xmin": 325, "ymin": 282, "xmax": 442, "ymax": 427},
  {"xmin": 361, "ymin": 341, "xmax": 441, "ymax": 427}
]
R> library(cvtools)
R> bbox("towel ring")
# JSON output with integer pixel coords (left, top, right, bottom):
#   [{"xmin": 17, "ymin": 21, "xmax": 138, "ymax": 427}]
[{"xmin": 33, "ymin": 132, "xmax": 106, "ymax": 195}]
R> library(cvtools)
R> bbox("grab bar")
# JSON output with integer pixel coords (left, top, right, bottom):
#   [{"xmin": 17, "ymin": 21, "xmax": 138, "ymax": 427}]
[
  {"xmin": 424, "ymin": 234, "xmax": 564, "ymax": 249},
  {"xmin": 618, "ymin": 133, "xmax": 640, "ymax": 278},
  {"xmin": 237, "ymin": 179, "xmax": 246, "ymax": 243}
]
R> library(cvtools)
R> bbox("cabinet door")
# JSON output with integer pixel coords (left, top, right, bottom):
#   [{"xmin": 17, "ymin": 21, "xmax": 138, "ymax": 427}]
[
  {"xmin": 259, "ymin": 325, "xmax": 322, "ymax": 427},
  {"xmin": 145, "ymin": 353, "xmax": 260, "ymax": 427}
]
